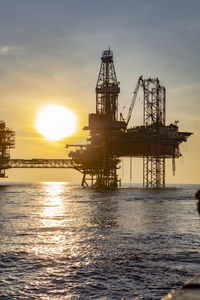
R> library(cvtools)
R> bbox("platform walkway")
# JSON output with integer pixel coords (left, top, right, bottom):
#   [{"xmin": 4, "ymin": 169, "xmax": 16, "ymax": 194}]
[{"xmin": 0, "ymin": 158, "xmax": 75, "ymax": 169}]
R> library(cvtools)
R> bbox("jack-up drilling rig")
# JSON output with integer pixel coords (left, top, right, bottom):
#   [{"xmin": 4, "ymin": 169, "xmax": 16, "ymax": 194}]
[
  {"xmin": 67, "ymin": 49, "xmax": 192, "ymax": 188},
  {"xmin": 0, "ymin": 49, "xmax": 192, "ymax": 188}
]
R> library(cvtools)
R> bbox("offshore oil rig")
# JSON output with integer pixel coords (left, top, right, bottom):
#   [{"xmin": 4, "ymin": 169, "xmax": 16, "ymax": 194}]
[{"xmin": 0, "ymin": 49, "xmax": 192, "ymax": 188}]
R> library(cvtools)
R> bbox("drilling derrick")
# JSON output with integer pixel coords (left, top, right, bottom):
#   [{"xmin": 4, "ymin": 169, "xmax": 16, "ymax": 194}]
[
  {"xmin": 68, "ymin": 50, "xmax": 125, "ymax": 188},
  {"xmin": 96, "ymin": 49, "xmax": 119, "ymax": 120},
  {"xmin": 143, "ymin": 78, "xmax": 166, "ymax": 188},
  {"xmin": 88, "ymin": 49, "xmax": 121, "ymax": 187}
]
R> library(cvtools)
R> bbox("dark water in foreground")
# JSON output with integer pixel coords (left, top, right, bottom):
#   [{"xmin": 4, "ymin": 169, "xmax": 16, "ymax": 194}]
[{"xmin": 0, "ymin": 182, "xmax": 200, "ymax": 300}]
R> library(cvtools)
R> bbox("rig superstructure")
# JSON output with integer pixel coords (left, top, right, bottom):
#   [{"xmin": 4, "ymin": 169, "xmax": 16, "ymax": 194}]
[
  {"xmin": 0, "ymin": 49, "xmax": 192, "ymax": 188},
  {"xmin": 67, "ymin": 49, "xmax": 192, "ymax": 188}
]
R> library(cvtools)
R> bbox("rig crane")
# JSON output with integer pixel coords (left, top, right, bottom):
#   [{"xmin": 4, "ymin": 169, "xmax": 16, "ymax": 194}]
[{"xmin": 125, "ymin": 75, "xmax": 143, "ymax": 128}]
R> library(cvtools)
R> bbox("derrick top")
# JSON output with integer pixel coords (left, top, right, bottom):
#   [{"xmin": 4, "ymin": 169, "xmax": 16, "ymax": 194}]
[
  {"xmin": 95, "ymin": 49, "xmax": 120, "ymax": 121},
  {"xmin": 96, "ymin": 49, "xmax": 119, "ymax": 88},
  {"xmin": 101, "ymin": 49, "xmax": 113, "ymax": 63}
]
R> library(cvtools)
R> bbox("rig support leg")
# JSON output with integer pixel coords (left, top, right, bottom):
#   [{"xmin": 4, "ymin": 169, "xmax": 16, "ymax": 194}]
[
  {"xmin": 143, "ymin": 156, "xmax": 165, "ymax": 188},
  {"xmin": 81, "ymin": 173, "xmax": 87, "ymax": 186}
]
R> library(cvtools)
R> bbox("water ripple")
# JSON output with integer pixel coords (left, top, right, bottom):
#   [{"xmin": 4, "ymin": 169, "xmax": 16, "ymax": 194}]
[{"xmin": 0, "ymin": 182, "xmax": 200, "ymax": 299}]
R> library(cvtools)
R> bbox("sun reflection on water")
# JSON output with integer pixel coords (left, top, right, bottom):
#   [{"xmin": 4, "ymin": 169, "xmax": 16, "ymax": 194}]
[{"xmin": 33, "ymin": 182, "xmax": 67, "ymax": 257}]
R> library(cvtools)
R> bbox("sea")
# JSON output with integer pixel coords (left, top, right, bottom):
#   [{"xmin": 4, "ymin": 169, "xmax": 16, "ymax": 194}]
[{"xmin": 0, "ymin": 182, "xmax": 200, "ymax": 300}]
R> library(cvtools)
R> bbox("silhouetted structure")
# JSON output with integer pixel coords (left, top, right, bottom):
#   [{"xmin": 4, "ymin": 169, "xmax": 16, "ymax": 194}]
[
  {"xmin": 0, "ymin": 49, "xmax": 192, "ymax": 188},
  {"xmin": 67, "ymin": 50, "xmax": 192, "ymax": 188},
  {"xmin": 0, "ymin": 121, "xmax": 15, "ymax": 177}
]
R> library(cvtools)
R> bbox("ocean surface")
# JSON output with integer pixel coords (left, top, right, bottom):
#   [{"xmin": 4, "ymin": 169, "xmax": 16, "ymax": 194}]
[{"xmin": 0, "ymin": 182, "xmax": 200, "ymax": 300}]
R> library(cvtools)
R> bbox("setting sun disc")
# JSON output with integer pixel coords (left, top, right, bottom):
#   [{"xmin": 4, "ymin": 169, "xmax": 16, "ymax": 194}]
[{"xmin": 35, "ymin": 104, "xmax": 77, "ymax": 141}]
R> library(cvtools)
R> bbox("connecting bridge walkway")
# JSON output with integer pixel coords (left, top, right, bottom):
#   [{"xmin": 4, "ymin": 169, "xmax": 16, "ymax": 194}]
[{"xmin": 0, "ymin": 159, "xmax": 75, "ymax": 169}]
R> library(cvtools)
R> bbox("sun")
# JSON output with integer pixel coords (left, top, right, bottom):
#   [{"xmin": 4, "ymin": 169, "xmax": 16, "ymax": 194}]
[{"xmin": 35, "ymin": 104, "xmax": 77, "ymax": 141}]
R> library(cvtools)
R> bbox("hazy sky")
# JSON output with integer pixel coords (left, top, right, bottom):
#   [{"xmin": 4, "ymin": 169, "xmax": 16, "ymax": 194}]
[{"xmin": 0, "ymin": 0, "xmax": 199, "ymax": 183}]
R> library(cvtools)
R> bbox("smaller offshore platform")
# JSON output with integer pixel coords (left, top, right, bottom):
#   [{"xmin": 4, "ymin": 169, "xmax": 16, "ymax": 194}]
[
  {"xmin": 0, "ymin": 121, "xmax": 15, "ymax": 178},
  {"xmin": 0, "ymin": 49, "xmax": 192, "ymax": 188},
  {"xmin": 67, "ymin": 49, "xmax": 192, "ymax": 188}
]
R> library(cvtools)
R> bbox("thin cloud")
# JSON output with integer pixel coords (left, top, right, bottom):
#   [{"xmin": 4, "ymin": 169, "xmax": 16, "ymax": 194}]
[
  {"xmin": 168, "ymin": 81, "xmax": 200, "ymax": 93},
  {"xmin": 0, "ymin": 46, "xmax": 20, "ymax": 55}
]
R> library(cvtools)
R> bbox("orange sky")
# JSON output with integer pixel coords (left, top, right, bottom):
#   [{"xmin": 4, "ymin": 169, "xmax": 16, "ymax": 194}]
[{"xmin": 1, "ymin": 1, "xmax": 199, "ymax": 184}]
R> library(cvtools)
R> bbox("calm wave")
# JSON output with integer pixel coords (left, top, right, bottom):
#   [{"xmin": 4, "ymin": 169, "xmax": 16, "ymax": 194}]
[{"xmin": 0, "ymin": 182, "xmax": 200, "ymax": 299}]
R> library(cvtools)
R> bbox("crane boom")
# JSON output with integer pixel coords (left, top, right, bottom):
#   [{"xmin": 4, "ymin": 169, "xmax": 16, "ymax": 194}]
[{"xmin": 126, "ymin": 75, "xmax": 143, "ymax": 128}]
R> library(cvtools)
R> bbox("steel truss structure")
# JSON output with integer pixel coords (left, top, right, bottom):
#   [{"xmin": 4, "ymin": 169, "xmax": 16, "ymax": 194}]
[
  {"xmin": 0, "ymin": 159, "xmax": 74, "ymax": 169},
  {"xmin": 79, "ymin": 49, "xmax": 121, "ymax": 188},
  {"xmin": 81, "ymin": 168, "xmax": 119, "ymax": 188},
  {"xmin": 143, "ymin": 78, "xmax": 166, "ymax": 188},
  {"xmin": 0, "ymin": 121, "xmax": 15, "ymax": 177},
  {"xmin": 96, "ymin": 49, "xmax": 120, "ymax": 120},
  {"xmin": 143, "ymin": 156, "xmax": 165, "ymax": 188}
]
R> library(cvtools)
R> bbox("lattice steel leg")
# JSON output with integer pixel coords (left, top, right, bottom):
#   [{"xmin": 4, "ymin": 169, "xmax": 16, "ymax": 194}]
[
  {"xmin": 80, "ymin": 168, "xmax": 118, "ymax": 189},
  {"xmin": 143, "ymin": 156, "xmax": 165, "ymax": 188}
]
